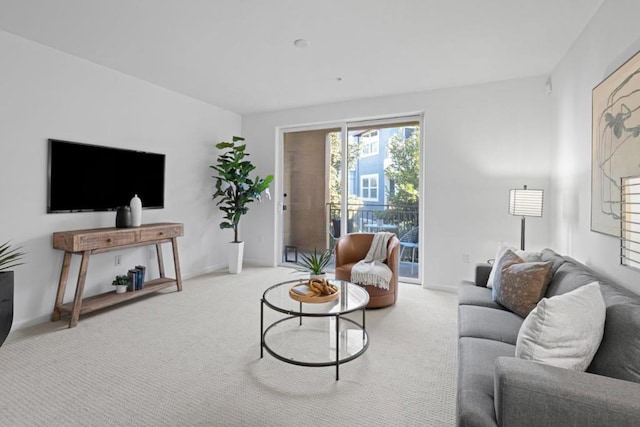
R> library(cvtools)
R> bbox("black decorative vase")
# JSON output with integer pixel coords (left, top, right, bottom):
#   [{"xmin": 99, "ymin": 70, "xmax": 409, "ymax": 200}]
[
  {"xmin": 0, "ymin": 271, "xmax": 14, "ymax": 347},
  {"xmin": 115, "ymin": 206, "xmax": 132, "ymax": 228}
]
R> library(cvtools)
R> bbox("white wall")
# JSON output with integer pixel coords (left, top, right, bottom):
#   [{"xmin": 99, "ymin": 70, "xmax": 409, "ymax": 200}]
[
  {"xmin": 550, "ymin": 0, "xmax": 640, "ymax": 292},
  {"xmin": 0, "ymin": 30, "xmax": 241, "ymax": 328},
  {"xmin": 242, "ymin": 76, "xmax": 552, "ymax": 289}
]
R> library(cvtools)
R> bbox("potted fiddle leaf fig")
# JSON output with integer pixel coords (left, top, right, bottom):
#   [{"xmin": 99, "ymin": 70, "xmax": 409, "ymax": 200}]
[
  {"xmin": 0, "ymin": 241, "xmax": 25, "ymax": 347},
  {"xmin": 210, "ymin": 136, "xmax": 274, "ymax": 274}
]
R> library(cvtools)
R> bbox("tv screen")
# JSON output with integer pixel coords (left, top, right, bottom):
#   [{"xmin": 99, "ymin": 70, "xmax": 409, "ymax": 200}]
[{"xmin": 47, "ymin": 139, "xmax": 166, "ymax": 213}]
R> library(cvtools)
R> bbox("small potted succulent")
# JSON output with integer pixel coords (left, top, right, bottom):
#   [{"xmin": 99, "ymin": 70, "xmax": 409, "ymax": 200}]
[
  {"xmin": 112, "ymin": 275, "xmax": 131, "ymax": 294},
  {"xmin": 295, "ymin": 248, "xmax": 332, "ymax": 280}
]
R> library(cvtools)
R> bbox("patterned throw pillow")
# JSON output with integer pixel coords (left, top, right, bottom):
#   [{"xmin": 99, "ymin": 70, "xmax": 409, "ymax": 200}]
[
  {"xmin": 492, "ymin": 249, "xmax": 552, "ymax": 317},
  {"xmin": 486, "ymin": 242, "xmax": 542, "ymax": 288}
]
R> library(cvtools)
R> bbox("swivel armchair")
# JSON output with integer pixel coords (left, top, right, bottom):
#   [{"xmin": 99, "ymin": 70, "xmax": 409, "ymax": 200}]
[{"xmin": 334, "ymin": 232, "xmax": 400, "ymax": 308}]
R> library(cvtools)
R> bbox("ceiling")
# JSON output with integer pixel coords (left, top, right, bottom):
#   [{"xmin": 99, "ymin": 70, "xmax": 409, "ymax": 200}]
[{"xmin": 0, "ymin": 0, "xmax": 605, "ymax": 115}]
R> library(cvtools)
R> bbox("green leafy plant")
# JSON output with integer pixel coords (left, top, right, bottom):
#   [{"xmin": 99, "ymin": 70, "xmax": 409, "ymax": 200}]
[
  {"xmin": 0, "ymin": 241, "xmax": 25, "ymax": 272},
  {"xmin": 111, "ymin": 275, "xmax": 131, "ymax": 287},
  {"xmin": 210, "ymin": 136, "xmax": 274, "ymax": 243},
  {"xmin": 295, "ymin": 248, "xmax": 332, "ymax": 275}
]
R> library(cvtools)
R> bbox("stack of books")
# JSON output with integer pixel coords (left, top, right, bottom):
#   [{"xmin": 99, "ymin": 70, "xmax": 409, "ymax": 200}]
[{"xmin": 127, "ymin": 265, "xmax": 146, "ymax": 291}]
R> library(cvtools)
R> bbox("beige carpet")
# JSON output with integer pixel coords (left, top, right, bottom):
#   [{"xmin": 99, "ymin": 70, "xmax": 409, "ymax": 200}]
[{"xmin": 0, "ymin": 266, "xmax": 458, "ymax": 426}]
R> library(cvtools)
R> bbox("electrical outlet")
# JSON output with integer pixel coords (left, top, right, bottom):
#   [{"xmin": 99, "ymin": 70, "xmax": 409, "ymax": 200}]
[
  {"xmin": 463, "ymin": 253, "xmax": 470, "ymax": 264},
  {"xmin": 114, "ymin": 255, "xmax": 122, "ymax": 266}
]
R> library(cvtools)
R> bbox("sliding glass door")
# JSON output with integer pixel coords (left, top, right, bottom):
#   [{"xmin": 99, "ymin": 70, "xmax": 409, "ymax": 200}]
[{"xmin": 281, "ymin": 115, "xmax": 422, "ymax": 281}]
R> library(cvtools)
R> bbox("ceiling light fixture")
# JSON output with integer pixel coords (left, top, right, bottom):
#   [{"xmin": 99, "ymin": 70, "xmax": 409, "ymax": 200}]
[{"xmin": 293, "ymin": 38, "xmax": 309, "ymax": 48}]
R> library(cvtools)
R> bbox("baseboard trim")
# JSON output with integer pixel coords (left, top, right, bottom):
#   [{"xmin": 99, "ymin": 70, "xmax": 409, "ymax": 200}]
[{"xmin": 422, "ymin": 283, "xmax": 457, "ymax": 294}]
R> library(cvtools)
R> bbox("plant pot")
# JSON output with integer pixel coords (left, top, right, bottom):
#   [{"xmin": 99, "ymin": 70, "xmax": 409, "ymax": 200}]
[
  {"xmin": 310, "ymin": 273, "xmax": 327, "ymax": 281},
  {"xmin": 115, "ymin": 285, "xmax": 127, "ymax": 294},
  {"xmin": 228, "ymin": 241, "xmax": 245, "ymax": 274},
  {"xmin": 0, "ymin": 271, "xmax": 14, "ymax": 347}
]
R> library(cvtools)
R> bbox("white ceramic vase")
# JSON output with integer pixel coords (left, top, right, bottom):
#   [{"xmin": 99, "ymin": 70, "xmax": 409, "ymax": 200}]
[
  {"xmin": 115, "ymin": 285, "xmax": 127, "ymax": 294},
  {"xmin": 130, "ymin": 194, "xmax": 142, "ymax": 227},
  {"xmin": 228, "ymin": 241, "xmax": 244, "ymax": 274}
]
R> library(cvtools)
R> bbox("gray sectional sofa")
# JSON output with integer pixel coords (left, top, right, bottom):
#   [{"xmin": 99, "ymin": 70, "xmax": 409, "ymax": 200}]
[{"xmin": 457, "ymin": 248, "xmax": 640, "ymax": 426}]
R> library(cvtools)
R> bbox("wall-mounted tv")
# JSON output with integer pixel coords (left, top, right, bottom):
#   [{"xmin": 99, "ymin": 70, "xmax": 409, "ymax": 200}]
[{"xmin": 47, "ymin": 139, "xmax": 166, "ymax": 213}]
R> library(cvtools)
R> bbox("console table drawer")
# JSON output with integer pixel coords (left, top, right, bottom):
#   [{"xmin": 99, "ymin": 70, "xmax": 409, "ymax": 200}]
[
  {"xmin": 139, "ymin": 225, "xmax": 182, "ymax": 242},
  {"xmin": 76, "ymin": 233, "xmax": 136, "ymax": 250},
  {"xmin": 53, "ymin": 229, "xmax": 136, "ymax": 251}
]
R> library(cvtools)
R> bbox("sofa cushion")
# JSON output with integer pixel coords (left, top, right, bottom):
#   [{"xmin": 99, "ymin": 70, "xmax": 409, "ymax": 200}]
[
  {"xmin": 539, "ymin": 248, "xmax": 566, "ymax": 275},
  {"xmin": 458, "ymin": 282, "xmax": 505, "ymax": 310},
  {"xmin": 457, "ymin": 337, "xmax": 515, "ymax": 427},
  {"xmin": 516, "ymin": 282, "xmax": 606, "ymax": 371},
  {"xmin": 492, "ymin": 250, "xmax": 551, "ymax": 317},
  {"xmin": 545, "ymin": 261, "xmax": 599, "ymax": 298},
  {"xmin": 459, "ymin": 305, "xmax": 524, "ymax": 345},
  {"xmin": 588, "ymin": 282, "xmax": 640, "ymax": 383}
]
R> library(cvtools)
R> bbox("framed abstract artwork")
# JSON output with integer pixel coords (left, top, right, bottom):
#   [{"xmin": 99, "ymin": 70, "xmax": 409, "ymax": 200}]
[{"xmin": 592, "ymin": 50, "xmax": 640, "ymax": 237}]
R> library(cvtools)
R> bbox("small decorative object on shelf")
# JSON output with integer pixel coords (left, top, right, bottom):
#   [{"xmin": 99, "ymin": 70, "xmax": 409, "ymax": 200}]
[
  {"xmin": 127, "ymin": 265, "xmax": 146, "ymax": 291},
  {"xmin": 115, "ymin": 206, "xmax": 132, "ymax": 228},
  {"xmin": 112, "ymin": 274, "xmax": 131, "ymax": 294},
  {"xmin": 130, "ymin": 194, "xmax": 142, "ymax": 227},
  {"xmin": 135, "ymin": 265, "xmax": 146, "ymax": 289}
]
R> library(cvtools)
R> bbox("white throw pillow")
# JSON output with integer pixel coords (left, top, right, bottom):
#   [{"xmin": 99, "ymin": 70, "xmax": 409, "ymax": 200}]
[
  {"xmin": 486, "ymin": 242, "xmax": 541, "ymax": 288},
  {"xmin": 515, "ymin": 281, "xmax": 606, "ymax": 371}
]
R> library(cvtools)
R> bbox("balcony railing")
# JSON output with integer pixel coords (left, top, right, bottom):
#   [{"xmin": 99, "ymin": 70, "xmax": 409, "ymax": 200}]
[
  {"xmin": 327, "ymin": 203, "xmax": 418, "ymax": 237},
  {"xmin": 327, "ymin": 203, "xmax": 419, "ymax": 277}
]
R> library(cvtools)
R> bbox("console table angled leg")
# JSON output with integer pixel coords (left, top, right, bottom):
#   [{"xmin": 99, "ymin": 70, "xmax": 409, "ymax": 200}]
[
  {"xmin": 69, "ymin": 251, "xmax": 91, "ymax": 328},
  {"xmin": 171, "ymin": 237, "xmax": 182, "ymax": 291},
  {"xmin": 155, "ymin": 243, "xmax": 165, "ymax": 278},
  {"xmin": 52, "ymin": 251, "xmax": 72, "ymax": 321}
]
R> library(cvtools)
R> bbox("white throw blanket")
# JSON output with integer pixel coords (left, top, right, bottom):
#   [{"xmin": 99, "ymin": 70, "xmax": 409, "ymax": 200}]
[{"xmin": 351, "ymin": 232, "xmax": 394, "ymax": 290}]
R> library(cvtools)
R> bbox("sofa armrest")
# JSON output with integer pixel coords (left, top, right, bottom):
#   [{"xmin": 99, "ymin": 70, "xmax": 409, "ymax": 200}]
[
  {"xmin": 475, "ymin": 263, "xmax": 492, "ymax": 287},
  {"xmin": 494, "ymin": 357, "xmax": 640, "ymax": 427}
]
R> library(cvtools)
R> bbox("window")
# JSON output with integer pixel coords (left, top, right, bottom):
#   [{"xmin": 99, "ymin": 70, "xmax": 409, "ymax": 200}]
[
  {"xmin": 360, "ymin": 130, "xmax": 379, "ymax": 157},
  {"xmin": 621, "ymin": 176, "xmax": 640, "ymax": 270},
  {"xmin": 360, "ymin": 174, "xmax": 379, "ymax": 201},
  {"xmin": 403, "ymin": 126, "xmax": 416, "ymax": 139}
]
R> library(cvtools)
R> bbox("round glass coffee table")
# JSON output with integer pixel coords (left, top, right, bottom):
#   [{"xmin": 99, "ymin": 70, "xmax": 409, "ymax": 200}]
[{"xmin": 260, "ymin": 279, "xmax": 369, "ymax": 380}]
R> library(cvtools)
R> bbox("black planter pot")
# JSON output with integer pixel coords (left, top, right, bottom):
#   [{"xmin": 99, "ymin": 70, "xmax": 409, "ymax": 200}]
[{"xmin": 0, "ymin": 271, "xmax": 14, "ymax": 347}]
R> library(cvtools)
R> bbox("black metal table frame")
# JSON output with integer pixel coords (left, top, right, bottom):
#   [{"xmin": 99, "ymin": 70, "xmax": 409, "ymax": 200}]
[{"xmin": 260, "ymin": 280, "xmax": 369, "ymax": 380}]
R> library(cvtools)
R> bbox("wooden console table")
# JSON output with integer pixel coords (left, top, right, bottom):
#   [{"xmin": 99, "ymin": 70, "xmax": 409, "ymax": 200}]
[{"xmin": 52, "ymin": 222, "xmax": 184, "ymax": 328}]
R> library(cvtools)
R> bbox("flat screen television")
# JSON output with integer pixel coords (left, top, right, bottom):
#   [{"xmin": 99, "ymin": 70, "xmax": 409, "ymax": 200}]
[{"xmin": 47, "ymin": 139, "xmax": 166, "ymax": 213}]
